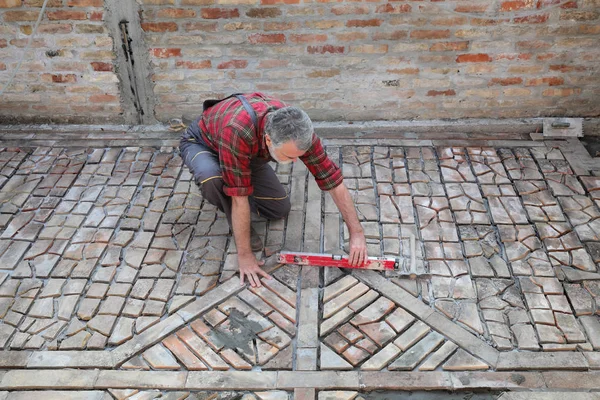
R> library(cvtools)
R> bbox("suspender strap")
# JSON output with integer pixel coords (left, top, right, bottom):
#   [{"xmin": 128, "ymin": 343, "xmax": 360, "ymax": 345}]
[{"xmin": 234, "ymin": 94, "xmax": 259, "ymax": 135}]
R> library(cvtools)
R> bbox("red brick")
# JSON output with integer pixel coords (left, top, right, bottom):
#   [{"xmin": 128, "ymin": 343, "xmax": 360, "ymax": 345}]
[
  {"xmin": 181, "ymin": 0, "xmax": 214, "ymax": 4},
  {"xmin": 501, "ymin": 1, "xmax": 531, "ymax": 11},
  {"xmin": 542, "ymin": 88, "xmax": 582, "ymax": 96},
  {"xmin": 489, "ymin": 77, "xmax": 523, "ymax": 86},
  {"xmin": 560, "ymin": 11, "xmax": 599, "ymax": 20},
  {"xmin": 0, "ymin": 39, "xmax": 6, "ymax": 48},
  {"xmin": 261, "ymin": 0, "xmax": 299, "ymax": 3},
  {"xmin": 429, "ymin": 41, "xmax": 469, "ymax": 51},
  {"xmin": 248, "ymin": 33, "xmax": 285, "ymax": 44},
  {"xmin": 90, "ymin": 94, "xmax": 118, "ymax": 103},
  {"xmin": 430, "ymin": 17, "xmax": 468, "ymax": 26},
  {"xmin": 259, "ymin": 59, "xmax": 289, "ymax": 68},
  {"xmin": 307, "ymin": 45, "xmax": 344, "ymax": 54},
  {"xmin": 549, "ymin": 64, "xmax": 586, "ymax": 72},
  {"xmin": 41, "ymin": 73, "xmax": 77, "ymax": 83},
  {"xmin": 580, "ymin": 25, "xmax": 600, "ymax": 34},
  {"xmin": 335, "ymin": 32, "xmax": 368, "ymax": 41},
  {"xmin": 0, "ymin": 0, "xmax": 21, "ymax": 7},
  {"xmin": 387, "ymin": 68, "xmax": 419, "ymax": 75},
  {"xmin": 290, "ymin": 34, "xmax": 327, "ymax": 43},
  {"xmin": 307, "ymin": 69, "xmax": 340, "ymax": 78},
  {"xmin": 141, "ymin": 22, "xmax": 178, "ymax": 32},
  {"xmin": 264, "ymin": 22, "xmax": 300, "ymax": 31},
  {"xmin": 410, "ymin": 30, "xmax": 451, "ymax": 39},
  {"xmin": 494, "ymin": 53, "xmax": 531, "ymax": 61},
  {"xmin": 47, "ymin": 10, "xmax": 87, "ymax": 20},
  {"xmin": 91, "ymin": 62, "xmax": 112, "ymax": 72},
  {"xmin": 10, "ymin": 38, "xmax": 44, "ymax": 47},
  {"xmin": 3, "ymin": 10, "xmax": 40, "ymax": 21},
  {"xmin": 516, "ymin": 40, "xmax": 552, "ymax": 49},
  {"xmin": 66, "ymin": 0, "xmax": 103, "ymax": 6},
  {"xmin": 454, "ymin": 4, "xmax": 488, "ymax": 12},
  {"xmin": 560, "ymin": 1, "xmax": 578, "ymax": 8},
  {"xmin": 514, "ymin": 14, "xmax": 549, "ymax": 23},
  {"xmin": 36, "ymin": 24, "xmax": 73, "ymax": 34},
  {"xmin": 201, "ymin": 8, "xmax": 239, "ymax": 19},
  {"xmin": 152, "ymin": 48, "xmax": 182, "ymax": 58},
  {"xmin": 0, "ymin": 62, "xmax": 6, "ymax": 71},
  {"xmin": 331, "ymin": 5, "xmax": 370, "ymax": 15},
  {"xmin": 305, "ymin": 20, "xmax": 344, "ymax": 29},
  {"xmin": 373, "ymin": 30, "xmax": 407, "ymax": 40},
  {"xmin": 247, "ymin": 7, "xmax": 281, "ymax": 18},
  {"xmin": 376, "ymin": 4, "xmax": 412, "ymax": 13},
  {"xmin": 184, "ymin": 22, "xmax": 218, "ymax": 32},
  {"xmin": 90, "ymin": 11, "xmax": 102, "ymax": 21},
  {"xmin": 175, "ymin": 60, "xmax": 212, "ymax": 69},
  {"xmin": 526, "ymin": 77, "xmax": 564, "ymax": 86},
  {"xmin": 456, "ymin": 53, "xmax": 492, "ymax": 62},
  {"xmin": 217, "ymin": 59, "xmax": 248, "ymax": 69},
  {"xmin": 346, "ymin": 19, "xmax": 382, "ymax": 27},
  {"xmin": 427, "ymin": 89, "xmax": 456, "ymax": 96},
  {"xmin": 24, "ymin": 0, "xmax": 62, "ymax": 5},
  {"xmin": 472, "ymin": 18, "xmax": 508, "ymax": 26},
  {"xmin": 157, "ymin": 8, "xmax": 196, "ymax": 18}
]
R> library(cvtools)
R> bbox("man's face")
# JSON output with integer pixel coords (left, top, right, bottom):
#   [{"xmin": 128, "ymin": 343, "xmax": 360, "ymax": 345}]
[{"xmin": 265, "ymin": 134, "xmax": 306, "ymax": 164}]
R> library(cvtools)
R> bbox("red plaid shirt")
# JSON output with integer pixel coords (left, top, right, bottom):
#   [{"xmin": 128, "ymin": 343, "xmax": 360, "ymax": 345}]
[{"xmin": 198, "ymin": 92, "xmax": 343, "ymax": 197}]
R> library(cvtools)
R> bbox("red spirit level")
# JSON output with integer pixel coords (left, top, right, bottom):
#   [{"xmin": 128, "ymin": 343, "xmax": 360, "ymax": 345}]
[{"xmin": 277, "ymin": 251, "xmax": 400, "ymax": 271}]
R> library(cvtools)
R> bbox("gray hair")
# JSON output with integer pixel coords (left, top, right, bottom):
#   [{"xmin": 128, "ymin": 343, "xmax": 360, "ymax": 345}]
[{"xmin": 264, "ymin": 106, "xmax": 313, "ymax": 151}]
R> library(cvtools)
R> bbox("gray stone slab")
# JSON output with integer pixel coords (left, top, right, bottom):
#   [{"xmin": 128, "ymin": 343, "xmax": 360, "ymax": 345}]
[
  {"xmin": 186, "ymin": 371, "xmax": 277, "ymax": 390},
  {"xmin": 297, "ymin": 288, "xmax": 319, "ymax": 348},
  {"xmin": 277, "ymin": 372, "xmax": 359, "ymax": 389},
  {"xmin": 6, "ymin": 391, "xmax": 107, "ymax": 400},
  {"xmin": 95, "ymin": 371, "xmax": 187, "ymax": 389},
  {"xmin": 359, "ymin": 372, "xmax": 453, "ymax": 390},
  {"xmin": 0, "ymin": 370, "xmax": 99, "ymax": 390},
  {"xmin": 28, "ymin": 351, "xmax": 114, "ymax": 368},
  {"xmin": 500, "ymin": 393, "xmax": 600, "ymax": 400},
  {"xmin": 451, "ymin": 372, "xmax": 545, "ymax": 390},
  {"xmin": 497, "ymin": 352, "xmax": 588, "ymax": 371},
  {"xmin": 0, "ymin": 352, "xmax": 31, "ymax": 368}
]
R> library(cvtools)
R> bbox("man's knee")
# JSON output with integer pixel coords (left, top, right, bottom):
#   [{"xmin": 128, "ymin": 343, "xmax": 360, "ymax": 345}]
[
  {"xmin": 259, "ymin": 196, "xmax": 291, "ymax": 220},
  {"xmin": 198, "ymin": 176, "xmax": 225, "ymax": 204}
]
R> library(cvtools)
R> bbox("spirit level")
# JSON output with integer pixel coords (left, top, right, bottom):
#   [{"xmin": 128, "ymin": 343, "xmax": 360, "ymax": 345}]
[{"xmin": 277, "ymin": 251, "xmax": 399, "ymax": 270}]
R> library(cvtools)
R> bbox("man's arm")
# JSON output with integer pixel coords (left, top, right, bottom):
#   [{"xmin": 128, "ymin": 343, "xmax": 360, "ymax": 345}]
[
  {"xmin": 231, "ymin": 196, "xmax": 271, "ymax": 287},
  {"xmin": 328, "ymin": 183, "xmax": 367, "ymax": 266}
]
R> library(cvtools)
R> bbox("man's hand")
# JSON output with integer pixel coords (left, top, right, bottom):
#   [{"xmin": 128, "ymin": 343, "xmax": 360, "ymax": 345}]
[
  {"xmin": 348, "ymin": 230, "xmax": 368, "ymax": 267},
  {"xmin": 238, "ymin": 252, "xmax": 272, "ymax": 287}
]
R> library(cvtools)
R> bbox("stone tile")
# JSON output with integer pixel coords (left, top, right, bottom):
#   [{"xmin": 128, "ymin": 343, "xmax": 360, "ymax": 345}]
[
  {"xmin": 389, "ymin": 331, "xmax": 445, "ymax": 370},
  {"xmin": 497, "ymin": 352, "xmax": 588, "ymax": 370},
  {"xmin": 443, "ymin": 349, "xmax": 489, "ymax": 371},
  {"xmin": 142, "ymin": 344, "xmax": 181, "ymax": 370}
]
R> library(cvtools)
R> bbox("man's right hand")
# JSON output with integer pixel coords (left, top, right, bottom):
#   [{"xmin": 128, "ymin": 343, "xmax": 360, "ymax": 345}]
[{"xmin": 238, "ymin": 252, "xmax": 271, "ymax": 288}]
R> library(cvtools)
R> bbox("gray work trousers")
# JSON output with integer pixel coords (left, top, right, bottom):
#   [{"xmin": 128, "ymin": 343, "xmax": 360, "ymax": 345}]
[{"xmin": 179, "ymin": 122, "xmax": 291, "ymax": 225}]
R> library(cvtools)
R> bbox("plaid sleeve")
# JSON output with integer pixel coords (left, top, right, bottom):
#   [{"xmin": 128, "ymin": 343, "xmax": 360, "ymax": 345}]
[
  {"xmin": 218, "ymin": 126, "xmax": 254, "ymax": 197},
  {"xmin": 300, "ymin": 134, "xmax": 343, "ymax": 191}
]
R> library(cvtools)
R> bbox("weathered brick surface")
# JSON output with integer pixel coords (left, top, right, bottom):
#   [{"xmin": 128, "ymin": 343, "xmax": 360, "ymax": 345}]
[{"xmin": 1, "ymin": 1, "xmax": 600, "ymax": 122}]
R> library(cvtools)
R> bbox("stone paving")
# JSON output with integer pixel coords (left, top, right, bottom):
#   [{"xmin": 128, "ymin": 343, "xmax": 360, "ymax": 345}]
[{"xmin": 0, "ymin": 136, "xmax": 600, "ymax": 398}]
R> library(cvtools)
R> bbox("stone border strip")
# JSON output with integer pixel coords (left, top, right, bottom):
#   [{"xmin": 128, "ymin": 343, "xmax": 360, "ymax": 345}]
[
  {"xmin": 353, "ymin": 270, "xmax": 500, "ymax": 367},
  {"xmin": 322, "ymin": 139, "xmax": 548, "ymax": 148},
  {"xmin": 1, "ymin": 370, "xmax": 599, "ymax": 391},
  {"xmin": 0, "ymin": 277, "xmax": 244, "ymax": 369}
]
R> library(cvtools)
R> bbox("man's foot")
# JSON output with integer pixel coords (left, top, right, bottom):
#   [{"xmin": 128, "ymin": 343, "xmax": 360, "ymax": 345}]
[{"xmin": 250, "ymin": 226, "xmax": 263, "ymax": 252}]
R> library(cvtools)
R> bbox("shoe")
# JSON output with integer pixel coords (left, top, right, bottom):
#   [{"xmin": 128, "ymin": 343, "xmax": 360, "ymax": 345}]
[{"xmin": 250, "ymin": 226, "xmax": 263, "ymax": 252}]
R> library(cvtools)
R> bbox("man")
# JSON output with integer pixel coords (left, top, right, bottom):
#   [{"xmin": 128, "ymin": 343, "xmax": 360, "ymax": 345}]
[{"xmin": 180, "ymin": 92, "xmax": 367, "ymax": 287}]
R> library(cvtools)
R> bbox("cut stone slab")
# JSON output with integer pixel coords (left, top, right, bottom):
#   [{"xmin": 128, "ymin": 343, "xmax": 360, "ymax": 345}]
[
  {"xmin": 443, "ymin": 349, "xmax": 489, "ymax": 371},
  {"xmin": 579, "ymin": 316, "xmax": 600, "ymax": 350},
  {"xmin": 320, "ymin": 343, "xmax": 352, "ymax": 371}
]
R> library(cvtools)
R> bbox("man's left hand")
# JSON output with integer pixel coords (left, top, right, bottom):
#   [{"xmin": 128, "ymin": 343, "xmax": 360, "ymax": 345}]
[{"xmin": 348, "ymin": 230, "xmax": 368, "ymax": 267}]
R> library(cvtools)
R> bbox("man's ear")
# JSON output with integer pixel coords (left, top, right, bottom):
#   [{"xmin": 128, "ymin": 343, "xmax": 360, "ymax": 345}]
[{"xmin": 264, "ymin": 133, "xmax": 271, "ymax": 147}]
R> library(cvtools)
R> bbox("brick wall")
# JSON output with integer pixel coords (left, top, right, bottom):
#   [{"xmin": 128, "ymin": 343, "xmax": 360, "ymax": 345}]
[{"xmin": 1, "ymin": 0, "xmax": 599, "ymax": 124}]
